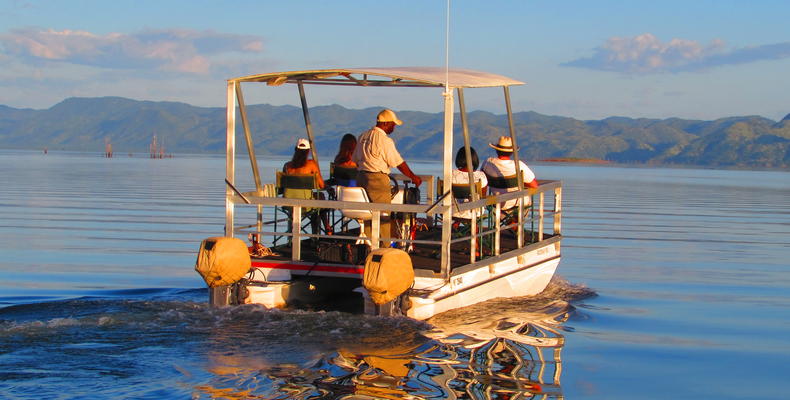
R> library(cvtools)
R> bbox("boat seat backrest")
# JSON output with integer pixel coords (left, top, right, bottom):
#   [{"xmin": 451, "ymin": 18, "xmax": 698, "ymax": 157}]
[
  {"xmin": 452, "ymin": 181, "xmax": 482, "ymax": 200},
  {"xmin": 337, "ymin": 186, "xmax": 373, "ymax": 221},
  {"xmin": 330, "ymin": 163, "xmax": 357, "ymax": 187},
  {"xmin": 484, "ymin": 173, "xmax": 531, "ymax": 211},
  {"xmin": 438, "ymin": 179, "xmax": 482, "ymax": 200},
  {"xmin": 486, "ymin": 173, "xmax": 519, "ymax": 190},
  {"xmin": 277, "ymin": 171, "xmax": 318, "ymax": 200}
]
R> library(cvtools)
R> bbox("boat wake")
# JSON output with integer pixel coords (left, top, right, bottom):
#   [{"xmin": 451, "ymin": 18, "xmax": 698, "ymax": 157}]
[
  {"xmin": 0, "ymin": 278, "xmax": 595, "ymax": 399},
  {"xmin": 194, "ymin": 276, "xmax": 596, "ymax": 399}
]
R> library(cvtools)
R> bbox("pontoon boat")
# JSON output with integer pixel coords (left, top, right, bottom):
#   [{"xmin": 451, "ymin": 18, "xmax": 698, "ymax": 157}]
[{"xmin": 198, "ymin": 67, "xmax": 563, "ymax": 320}]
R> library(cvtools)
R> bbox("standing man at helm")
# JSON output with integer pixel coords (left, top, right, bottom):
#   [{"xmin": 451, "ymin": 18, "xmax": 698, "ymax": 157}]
[{"xmin": 353, "ymin": 109, "xmax": 423, "ymax": 239}]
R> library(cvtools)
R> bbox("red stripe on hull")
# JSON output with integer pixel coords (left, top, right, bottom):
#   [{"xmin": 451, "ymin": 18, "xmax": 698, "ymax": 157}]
[{"xmin": 251, "ymin": 260, "xmax": 364, "ymax": 275}]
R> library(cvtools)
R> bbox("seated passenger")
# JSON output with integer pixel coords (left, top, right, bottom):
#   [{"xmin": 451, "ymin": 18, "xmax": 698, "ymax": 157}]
[
  {"xmin": 283, "ymin": 138, "xmax": 325, "ymax": 189},
  {"xmin": 451, "ymin": 146, "xmax": 487, "ymax": 220},
  {"xmin": 480, "ymin": 136, "xmax": 538, "ymax": 210},
  {"xmin": 332, "ymin": 133, "xmax": 357, "ymax": 187},
  {"xmin": 282, "ymin": 138, "xmax": 331, "ymax": 234}
]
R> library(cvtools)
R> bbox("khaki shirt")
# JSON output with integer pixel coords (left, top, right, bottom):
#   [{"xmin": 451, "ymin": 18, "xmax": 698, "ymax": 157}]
[{"xmin": 352, "ymin": 126, "xmax": 404, "ymax": 173}]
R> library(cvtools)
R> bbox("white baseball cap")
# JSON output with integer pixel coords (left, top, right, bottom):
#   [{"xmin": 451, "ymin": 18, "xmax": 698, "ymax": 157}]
[
  {"xmin": 296, "ymin": 138, "xmax": 310, "ymax": 149},
  {"xmin": 377, "ymin": 109, "xmax": 403, "ymax": 125}
]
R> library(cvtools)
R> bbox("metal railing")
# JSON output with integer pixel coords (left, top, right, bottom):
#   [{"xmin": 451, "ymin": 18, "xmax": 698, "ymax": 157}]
[{"xmin": 226, "ymin": 179, "xmax": 562, "ymax": 279}]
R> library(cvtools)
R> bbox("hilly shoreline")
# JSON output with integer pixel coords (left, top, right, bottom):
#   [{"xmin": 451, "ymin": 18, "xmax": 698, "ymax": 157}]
[{"xmin": 1, "ymin": 97, "xmax": 788, "ymax": 169}]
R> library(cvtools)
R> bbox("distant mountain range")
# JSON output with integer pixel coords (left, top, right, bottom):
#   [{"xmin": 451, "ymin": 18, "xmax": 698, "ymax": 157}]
[{"xmin": 1, "ymin": 97, "xmax": 788, "ymax": 169}]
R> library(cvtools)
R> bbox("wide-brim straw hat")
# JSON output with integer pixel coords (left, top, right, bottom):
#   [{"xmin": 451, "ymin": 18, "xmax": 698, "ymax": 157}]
[{"xmin": 489, "ymin": 136, "xmax": 517, "ymax": 152}]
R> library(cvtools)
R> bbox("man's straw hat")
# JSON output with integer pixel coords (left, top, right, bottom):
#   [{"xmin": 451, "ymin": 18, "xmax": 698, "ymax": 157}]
[{"xmin": 489, "ymin": 136, "xmax": 517, "ymax": 152}]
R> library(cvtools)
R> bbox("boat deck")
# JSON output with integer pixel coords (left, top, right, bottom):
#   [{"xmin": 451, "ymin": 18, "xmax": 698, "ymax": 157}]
[{"xmin": 262, "ymin": 226, "xmax": 557, "ymax": 274}]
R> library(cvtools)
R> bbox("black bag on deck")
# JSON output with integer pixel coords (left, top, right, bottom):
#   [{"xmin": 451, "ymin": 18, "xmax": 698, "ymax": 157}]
[
  {"xmin": 404, "ymin": 186, "xmax": 420, "ymax": 205},
  {"xmin": 393, "ymin": 186, "xmax": 420, "ymax": 221},
  {"xmin": 317, "ymin": 241, "xmax": 370, "ymax": 265}
]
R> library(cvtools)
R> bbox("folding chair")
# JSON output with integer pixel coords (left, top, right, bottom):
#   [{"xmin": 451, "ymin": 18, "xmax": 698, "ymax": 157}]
[
  {"xmin": 485, "ymin": 173, "xmax": 534, "ymax": 239},
  {"xmin": 274, "ymin": 171, "xmax": 326, "ymax": 245},
  {"xmin": 440, "ymin": 179, "xmax": 492, "ymax": 257}
]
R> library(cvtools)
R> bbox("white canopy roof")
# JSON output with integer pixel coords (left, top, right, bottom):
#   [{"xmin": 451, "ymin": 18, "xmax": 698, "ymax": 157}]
[{"xmin": 231, "ymin": 67, "xmax": 524, "ymax": 89}]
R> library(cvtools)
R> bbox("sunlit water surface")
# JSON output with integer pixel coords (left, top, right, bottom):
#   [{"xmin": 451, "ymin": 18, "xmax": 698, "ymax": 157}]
[{"xmin": 0, "ymin": 150, "xmax": 788, "ymax": 399}]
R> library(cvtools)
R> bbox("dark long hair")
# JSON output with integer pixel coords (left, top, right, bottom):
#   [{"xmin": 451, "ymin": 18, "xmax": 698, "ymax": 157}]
[
  {"xmin": 455, "ymin": 146, "xmax": 480, "ymax": 170},
  {"xmin": 334, "ymin": 133, "xmax": 357, "ymax": 164},
  {"xmin": 290, "ymin": 148, "xmax": 309, "ymax": 168}
]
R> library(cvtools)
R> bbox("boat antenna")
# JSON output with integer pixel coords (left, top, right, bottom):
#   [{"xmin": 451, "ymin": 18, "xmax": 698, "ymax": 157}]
[{"xmin": 444, "ymin": 0, "xmax": 451, "ymax": 93}]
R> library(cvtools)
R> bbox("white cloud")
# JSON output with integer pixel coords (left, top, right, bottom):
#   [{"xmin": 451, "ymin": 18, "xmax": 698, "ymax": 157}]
[
  {"xmin": 562, "ymin": 33, "xmax": 790, "ymax": 74},
  {"xmin": 0, "ymin": 27, "xmax": 264, "ymax": 74}
]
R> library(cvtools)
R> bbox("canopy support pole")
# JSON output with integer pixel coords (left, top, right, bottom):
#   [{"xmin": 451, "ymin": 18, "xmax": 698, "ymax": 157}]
[
  {"xmin": 456, "ymin": 89, "xmax": 478, "ymax": 202},
  {"xmin": 235, "ymin": 84, "xmax": 262, "ymax": 192},
  {"xmin": 225, "ymin": 80, "xmax": 237, "ymax": 237},
  {"xmin": 457, "ymin": 88, "xmax": 478, "ymax": 263},
  {"xmin": 504, "ymin": 85, "xmax": 524, "ymax": 247},
  {"xmin": 440, "ymin": 89, "xmax": 454, "ymax": 278},
  {"xmin": 297, "ymin": 81, "xmax": 319, "ymax": 164}
]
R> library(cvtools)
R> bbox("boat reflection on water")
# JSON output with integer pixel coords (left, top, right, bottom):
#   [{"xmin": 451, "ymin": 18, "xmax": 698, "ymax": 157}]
[
  {"xmin": 422, "ymin": 297, "xmax": 570, "ymax": 400},
  {"xmin": 195, "ymin": 278, "xmax": 590, "ymax": 399}
]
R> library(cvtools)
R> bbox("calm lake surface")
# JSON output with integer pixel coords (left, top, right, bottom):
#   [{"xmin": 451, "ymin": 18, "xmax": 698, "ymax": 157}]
[{"xmin": 0, "ymin": 149, "xmax": 788, "ymax": 399}]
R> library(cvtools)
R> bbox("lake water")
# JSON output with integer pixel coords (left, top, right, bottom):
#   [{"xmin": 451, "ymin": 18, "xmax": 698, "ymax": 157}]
[{"xmin": 0, "ymin": 149, "xmax": 788, "ymax": 399}]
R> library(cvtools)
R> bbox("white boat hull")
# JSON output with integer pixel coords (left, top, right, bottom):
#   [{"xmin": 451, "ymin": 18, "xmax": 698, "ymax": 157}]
[
  {"xmin": 239, "ymin": 240, "xmax": 560, "ymax": 320},
  {"xmin": 406, "ymin": 257, "xmax": 559, "ymax": 320}
]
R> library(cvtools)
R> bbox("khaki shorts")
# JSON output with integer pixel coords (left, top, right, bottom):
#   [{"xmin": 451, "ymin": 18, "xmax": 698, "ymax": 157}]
[
  {"xmin": 356, "ymin": 171, "xmax": 391, "ymax": 204},
  {"xmin": 356, "ymin": 171, "xmax": 392, "ymax": 239}
]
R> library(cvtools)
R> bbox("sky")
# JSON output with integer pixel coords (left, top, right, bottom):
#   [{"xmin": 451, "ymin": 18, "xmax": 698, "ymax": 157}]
[{"xmin": 1, "ymin": 0, "xmax": 788, "ymax": 121}]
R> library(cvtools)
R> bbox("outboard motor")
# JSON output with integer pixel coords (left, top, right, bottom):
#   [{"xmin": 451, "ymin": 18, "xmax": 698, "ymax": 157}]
[
  {"xmin": 195, "ymin": 237, "xmax": 251, "ymax": 305},
  {"xmin": 363, "ymin": 248, "xmax": 414, "ymax": 316}
]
